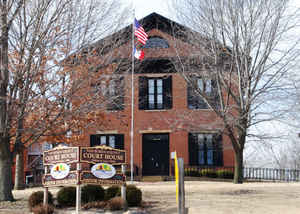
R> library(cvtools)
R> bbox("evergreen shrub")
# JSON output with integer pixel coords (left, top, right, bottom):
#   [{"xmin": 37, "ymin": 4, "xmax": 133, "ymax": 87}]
[
  {"xmin": 200, "ymin": 169, "xmax": 217, "ymax": 178},
  {"xmin": 57, "ymin": 186, "xmax": 76, "ymax": 207},
  {"xmin": 216, "ymin": 169, "xmax": 234, "ymax": 179},
  {"xmin": 105, "ymin": 185, "xmax": 121, "ymax": 201},
  {"xmin": 81, "ymin": 184, "xmax": 105, "ymax": 204},
  {"xmin": 125, "ymin": 185, "xmax": 142, "ymax": 207}
]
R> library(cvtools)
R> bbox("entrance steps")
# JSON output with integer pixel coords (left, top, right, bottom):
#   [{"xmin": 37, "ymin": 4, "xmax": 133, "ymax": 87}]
[{"xmin": 141, "ymin": 176, "xmax": 174, "ymax": 182}]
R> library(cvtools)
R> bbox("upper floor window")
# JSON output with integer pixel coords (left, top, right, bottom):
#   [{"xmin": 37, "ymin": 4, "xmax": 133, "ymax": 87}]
[
  {"xmin": 28, "ymin": 142, "xmax": 53, "ymax": 154},
  {"xmin": 187, "ymin": 77, "xmax": 219, "ymax": 109},
  {"xmin": 90, "ymin": 134, "xmax": 124, "ymax": 150},
  {"xmin": 139, "ymin": 76, "xmax": 172, "ymax": 110},
  {"xmin": 143, "ymin": 36, "xmax": 169, "ymax": 48},
  {"xmin": 93, "ymin": 76, "xmax": 125, "ymax": 111},
  {"xmin": 188, "ymin": 133, "xmax": 223, "ymax": 166}
]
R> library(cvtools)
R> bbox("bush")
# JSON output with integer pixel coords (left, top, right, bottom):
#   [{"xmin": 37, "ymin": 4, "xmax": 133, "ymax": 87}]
[
  {"xmin": 105, "ymin": 185, "xmax": 121, "ymax": 201},
  {"xmin": 216, "ymin": 169, "xmax": 234, "ymax": 179},
  {"xmin": 106, "ymin": 197, "xmax": 125, "ymax": 211},
  {"xmin": 126, "ymin": 185, "xmax": 142, "ymax": 207},
  {"xmin": 81, "ymin": 185, "xmax": 105, "ymax": 204},
  {"xmin": 57, "ymin": 186, "xmax": 76, "ymax": 207},
  {"xmin": 200, "ymin": 169, "xmax": 217, "ymax": 178},
  {"xmin": 31, "ymin": 204, "xmax": 55, "ymax": 214},
  {"xmin": 28, "ymin": 191, "xmax": 53, "ymax": 211},
  {"xmin": 184, "ymin": 168, "xmax": 200, "ymax": 177},
  {"xmin": 82, "ymin": 201, "xmax": 107, "ymax": 210}
]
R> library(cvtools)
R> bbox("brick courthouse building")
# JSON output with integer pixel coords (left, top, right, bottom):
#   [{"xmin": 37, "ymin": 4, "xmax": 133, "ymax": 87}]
[
  {"xmin": 23, "ymin": 13, "xmax": 235, "ymax": 182},
  {"xmin": 73, "ymin": 12, "xmax": 235, "ymax": 177}
]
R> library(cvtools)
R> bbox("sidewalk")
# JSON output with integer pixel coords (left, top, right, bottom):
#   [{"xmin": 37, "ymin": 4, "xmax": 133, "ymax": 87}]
[{"xmin": 57, "ymin": 207, "xmax": 149, "ymax": 214}]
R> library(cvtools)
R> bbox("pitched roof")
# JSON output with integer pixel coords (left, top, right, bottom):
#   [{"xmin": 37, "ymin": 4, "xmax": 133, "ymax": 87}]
[{"xmin": 91, "ymin": 12, "xmax": 188, "ymax": 55}]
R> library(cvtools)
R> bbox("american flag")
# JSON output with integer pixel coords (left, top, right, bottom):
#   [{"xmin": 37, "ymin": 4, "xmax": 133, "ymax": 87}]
[{"xmin": 134, "ymin": 18, "xmax": 148, "ymax": 45}]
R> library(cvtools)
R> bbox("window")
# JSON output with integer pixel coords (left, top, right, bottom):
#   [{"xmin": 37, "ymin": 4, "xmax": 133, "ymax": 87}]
[
  {"xmin": 93, "ymin": 76, "xmax": 124, "ymax": 111},
  {"xmin": 90, "ymin": 134, "xmax": 124, "ymax": 150},
  {"xmin": 42, "ymin": 143, "xmax": 53, "ymax": 151},
  {"xmin": 188, "ymin": 133, "xmax": 223, "ymax": 166},
  {"xmin": 139, "ymin": 76, "xmax": 172, "ymax": 110},
  {"xmin": 187, "ymin": 77, "xmax": 219, "ymax": 109},
  {"xmin": 148, "ymin": 79, "xmax": 163, "ymax": 109},
  {"xmin": 143, "ymin": 36, "xmax": 169, "ymax": 48}
]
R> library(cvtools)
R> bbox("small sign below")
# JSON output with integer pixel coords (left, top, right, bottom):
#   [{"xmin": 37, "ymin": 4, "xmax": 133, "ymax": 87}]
[
  {"xmin": 171, "ymin": 152, "xmax": 176, "ymax": 159},
  {"xmin": 50, "ymin": 163, "xmax": 70, "ymax": 179},
  {"xmin": 91, "ymin": 163, "xmax": 116, "ymax": 179},
  {"xmin": 43, "ymin": 171, "xmax": 77, "ymax": 187},
  {"xmin": 80, "ymin": 171, "xmax": 125, "ymax": 185}
]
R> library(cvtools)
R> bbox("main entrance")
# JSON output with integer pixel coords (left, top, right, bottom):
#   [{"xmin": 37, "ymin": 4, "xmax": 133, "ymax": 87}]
[{"xmin": 142, "ymin": 133, "xmax": 169, "ymax": 176}]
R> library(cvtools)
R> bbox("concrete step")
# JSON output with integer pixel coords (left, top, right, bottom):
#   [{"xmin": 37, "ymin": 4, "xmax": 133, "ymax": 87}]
[{"xmin": 141, "ymin": 176, "xmax": 165, "ymax": 182}]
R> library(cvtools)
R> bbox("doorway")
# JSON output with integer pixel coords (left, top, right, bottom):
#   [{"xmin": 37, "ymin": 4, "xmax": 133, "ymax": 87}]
[{"xmin": 142, "ymin": 133, "xmax": 169, "ymax": 176}]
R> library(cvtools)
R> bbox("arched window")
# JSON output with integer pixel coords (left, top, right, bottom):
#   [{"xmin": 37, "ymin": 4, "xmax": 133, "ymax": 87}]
[{"xmin": 143, "ymin": 36, "xmax": 169, "ymax": 48}]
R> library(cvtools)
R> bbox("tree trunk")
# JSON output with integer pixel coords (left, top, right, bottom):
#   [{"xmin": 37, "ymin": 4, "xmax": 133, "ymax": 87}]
[
  {"xmin": 13, "ymin": 115, "xmax": 25, "ymax": 190},
  {"xmin": 233, "ymin": 148, "xmax": 243, "ymax": 184},
  {"xmin": 0, "ymin": 139, "xmax": 14, "ymax": 201},
  {"xmin": 14, "ymin": 151, "xmax": 25, "ymax": 190}
]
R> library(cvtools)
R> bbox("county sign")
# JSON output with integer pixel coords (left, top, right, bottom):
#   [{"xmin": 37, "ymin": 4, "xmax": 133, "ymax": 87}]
[
  {"xmin": 80, "ymin": 146, "xmax": 126, "ymax": 185},
  {"xmin": 43, "ymin": 146, "xmax": 79, "ymax": 187},
  {"xmin": 43, "ymin": 146, "xmax": 79, "ymax": 165},
  {"xmin": 80, "ymin": 146, "xmax": 126, "ymax": 164},
  {"xmin": 42, "ymin": 145, "xmax": 126, "ymax": 187}
]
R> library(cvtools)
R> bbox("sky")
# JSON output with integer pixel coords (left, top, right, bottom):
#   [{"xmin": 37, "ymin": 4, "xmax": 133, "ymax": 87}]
[
  {"xmin": 132, "ymin": 0, "xmax": 300, "ymax": 20},
  {"xmin": 133, "ymin": 0, "xmax": 171, "ymax": 19}
]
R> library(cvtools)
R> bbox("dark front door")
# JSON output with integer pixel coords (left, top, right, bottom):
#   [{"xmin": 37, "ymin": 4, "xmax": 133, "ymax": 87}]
[{"xmin": 142, "ymin": 134, "xmax": 169, "ymax": 176}]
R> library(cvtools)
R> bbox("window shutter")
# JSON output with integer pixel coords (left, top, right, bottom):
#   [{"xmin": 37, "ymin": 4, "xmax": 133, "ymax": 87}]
[
  {"xmin": 213, "ymin": 134, "xmax": 223, "ymax": 166},
  {"xmin": 187, "ymin": 84, "xmax": 195, "ymax": 109},
  {"xmin": 90, "ymin": 135, "xmax": 98, "ymax": 147},
  {"xmin": 163, "ymin": 75, "xmax": 172, "ymax": 109},
  {"xmin": 187, "ymin": 77, "xmax": 208, "ymax": 109},
  {"xmin": 188, "ymin": 133, "xmax": 198, "ymax": 165},
  {"xmin": 138, "ymin": 76, "xmax": 148, "ymax": 110},
  {"xmin": 197, "ymin": 81, "xmax": 208, "ymax": 109},
  {"xmin": 211, "ymin": 79, "xmax": 219, "ymax": 109},
  {"xmin": 116, "ymin": 77, "xmax": 125, "ymax": 110},
  {"xmin": 107, "ymin": 77, "xmax": 125, "ymax": 111},
  {"xmin": 115, "ymin": 134, "xmax": 124, "ymax": 150}
]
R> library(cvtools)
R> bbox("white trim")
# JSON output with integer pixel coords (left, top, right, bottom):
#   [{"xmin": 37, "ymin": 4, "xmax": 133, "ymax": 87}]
[
  {"xmin": 95, "ymin": 130, "xmax": 119, "ymax": 134},
  {"xmin": 139, "ymin": 130, "xmax": 172, "ymax": 134}
]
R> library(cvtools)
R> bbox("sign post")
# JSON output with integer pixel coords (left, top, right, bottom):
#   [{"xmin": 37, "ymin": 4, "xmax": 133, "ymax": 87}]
[
  {"xmin": 178, "ymin": 158, "xmax": 186, "ymax": 214},
  {"xmin": 174, "ymin": 153, "xmax": 186, "ymax": 214},
  {"xmin": 76, "ymin": 162, "xmax": 81, "ymax": 214},
  {"xmin": 121, "ymin": 164, "xmax": 127, "ymax": 210},
  {"xmin": 43, "ymin": 165, "xmax": 48, "ymax": 206}
]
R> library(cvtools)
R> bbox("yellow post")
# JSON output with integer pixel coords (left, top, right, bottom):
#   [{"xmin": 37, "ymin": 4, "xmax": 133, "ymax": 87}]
[{"xmin": 174, "ymin": 152, "xmax": 179, "ymax": 204}]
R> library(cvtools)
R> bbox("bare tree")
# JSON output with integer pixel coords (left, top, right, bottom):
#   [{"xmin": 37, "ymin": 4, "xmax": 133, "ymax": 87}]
[
  {"xmin": 0, "ymin": 0, "xmax": 129, "ymax": 200},
  {"xmin": 0, "ymin": 0, "xmax": 24, "ymax": 201},
  {"xmin": 170, "ymin": 0, "xmax": 300, "ymax": 183}
]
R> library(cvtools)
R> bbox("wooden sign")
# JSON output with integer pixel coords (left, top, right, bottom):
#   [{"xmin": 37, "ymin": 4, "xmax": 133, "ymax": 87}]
[
  {"xmin": 43, "ymin": 171, "xmax": 78, "ymax": 187},
  {"xmin": 80, "ymin": 146, "xmax": 126, "ymax": 165},
  {"xmin": 80, "ymin": 171, "xmax": 125, "ymax": 185},
  {"xmin": 43, "ymin": 147, "xmax": 79, "ymax": 165},
  {"xmin": 42, "ymin": 145, "xmax": 127, "ymax": 213}
]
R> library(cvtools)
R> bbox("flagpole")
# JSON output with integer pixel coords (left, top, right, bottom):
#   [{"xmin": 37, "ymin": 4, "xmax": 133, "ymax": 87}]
[{"xmin": 130, "ymin": 8, "xmax": 135, "ymax": 183}]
